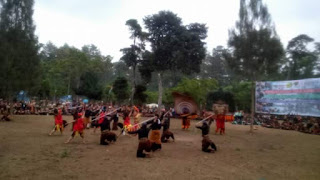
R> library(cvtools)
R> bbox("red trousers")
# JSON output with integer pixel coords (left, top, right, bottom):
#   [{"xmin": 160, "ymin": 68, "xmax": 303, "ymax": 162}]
[{"xmin": 216, "ymin": 119, "xmax": 225, "ymax": 134}]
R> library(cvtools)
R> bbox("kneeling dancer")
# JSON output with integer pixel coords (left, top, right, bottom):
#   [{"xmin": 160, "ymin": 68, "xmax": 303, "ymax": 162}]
[
  {"xmin": 128, "ymin": 123, "xmax": 152, "ymax": 158},
  {"xmin": 196, "ymin": 119, "xmax": 217, "ymax": 153},
  {"xmin": 100, "ymin": 115, "xmax": 116, "ymax": 145},
  {"xmin": 150, "ymin": 114, "xmax": 162, "ymax": 151},
  {"xmin": 161, "ymin": 114, "xmax": 174, "ymax": 143}
]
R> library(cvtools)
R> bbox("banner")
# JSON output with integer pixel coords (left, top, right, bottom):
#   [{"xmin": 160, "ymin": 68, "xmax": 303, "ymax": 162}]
[{"xmin": 255, "ymin": 78, "xmax": 320, "ymax": 117}]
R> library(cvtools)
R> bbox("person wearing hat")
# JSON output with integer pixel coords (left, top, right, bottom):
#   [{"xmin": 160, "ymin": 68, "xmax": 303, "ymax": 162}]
[
  {"xmin": 196, "ymin": 119, "xmax": 217, "ymax": 153},
  {"xmin": 128, "ymin": 122, "xmax": 152, "ymax": 158}
]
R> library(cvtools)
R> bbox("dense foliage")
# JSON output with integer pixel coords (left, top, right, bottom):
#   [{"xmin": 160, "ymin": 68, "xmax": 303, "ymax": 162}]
[{"xmin": 0, "ymin": 0, "xmax": 319, "ymax": 112}]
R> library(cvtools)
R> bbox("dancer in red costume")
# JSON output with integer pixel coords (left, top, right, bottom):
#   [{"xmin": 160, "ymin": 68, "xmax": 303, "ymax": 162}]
[
  {"xmin": 65, "ymin": 113, "xmax": 85, "ymax": 144},
  {"xmin": 49, "ymin": 108, "xmax": 63, "ymax": 135},
  {"xmin": 213, "ymin": 103, "xmax": 228, "ymax": 135},
  {"xmin": 93, "ymin": 107, "xmax": 106, "ymax": 133},
  {"xmin": 120, "ymin": 111, "xmax": 132, "ymax": 135},
  {"xmin": 215, "ymin": 114, "xmax": 225, "ymax": 135}
]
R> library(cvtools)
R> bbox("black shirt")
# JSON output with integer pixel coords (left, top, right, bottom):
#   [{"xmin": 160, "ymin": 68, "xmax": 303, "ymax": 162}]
[
  {"xmin": 162, "ymin": 117, "xmax": 170, "ymax": 131},
  {"xmin": 151, "ymin": 119, "xmax": 162, "ymax": 130},
  {"xmin": 196, "ymin": 121, "xmax": 212, "ymax": 136},
  {"xmin": 100, "ymin": 117, "xmax": 112, "ymax": 131},
  {"xmin": 112, "ymin": 113, "xmax": 119, "ymax": 122},
  {"xmin": 128, "ymin": 126, "xmax": 151, "ymax": 139},
  {"xmin": 85, "ymin": 109, "xmax": 91, "ymax": 118}
]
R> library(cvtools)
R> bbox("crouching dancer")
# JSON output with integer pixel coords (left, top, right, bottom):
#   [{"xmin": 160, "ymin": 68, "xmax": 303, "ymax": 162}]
[
  {"xmin": 100, "ymin": 115, "xmax": 116, "ymax": 145},
  {"xmin": 196, "ymin": 119, "xmax": 217, "ymax": 153},
  {"xmin": 128, "ymin": 123, "xmax": 152, "ymax": 158}
]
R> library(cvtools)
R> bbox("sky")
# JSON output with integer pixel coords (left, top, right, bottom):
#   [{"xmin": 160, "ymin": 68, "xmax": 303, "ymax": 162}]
[{"xmin": 33, "ymin": 0, "xmax": 320, "ymax": 62}]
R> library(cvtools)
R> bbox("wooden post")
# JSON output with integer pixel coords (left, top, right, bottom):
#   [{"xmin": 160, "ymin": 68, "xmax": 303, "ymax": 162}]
[{"xmin": 250, "ymin": 81, "xmax": 256, "ymax": 133}]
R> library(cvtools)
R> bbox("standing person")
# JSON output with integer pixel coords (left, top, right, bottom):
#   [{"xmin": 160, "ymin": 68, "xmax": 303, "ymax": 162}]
[
  {"xmin": 65, "ymin": 113, "xmax": 85, "ymax": 144},
  {"xmin": 234, "ymin": 111, "xmax": 239, "ymax": 123},
  {"xmin": 49, "ymin": 108, "xmax": 63, "ymax": 135},
  {"xmin": 132, "ymin": 106, "xmax": 141, "ymax": 131},
  {"xmin": 128, "ymin": 123, "xmax": 152, "ymax": 158},
  {"xmin": 93, "ymin": 107, "xmax": 106, "ymax": 133},
  {"xmin": 112, "ymin": 110, "xmax": 120, "ymax": 130},
  {"xmin": 149, "ymin": 114, "xmax": 162, "ymax": 151},
  {"xmin": 196, "ymin": 119, "xmax": 217, "ymax": 153},
  {"xmin": 84, "ymin": 105, "xmax": 92, "ymax": 129},
  {"xmin": 180, "ymin": 110, "xmax": 190, "ymax": 130},
  {"xmin": 215, "ymin": 113, "xmax": 226, "ymax": 135},
  {"xmin": 239, "ymin": 110, "xmax": 244, "ymax": 123},
  {"xmin": 122, "ymin": 111, "xmax": 132, "ymax": 134}
]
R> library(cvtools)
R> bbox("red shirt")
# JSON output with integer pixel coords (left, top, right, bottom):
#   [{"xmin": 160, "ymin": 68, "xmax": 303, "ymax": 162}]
[
  {"xmin": 54, "ymin": 109, "xmax": 63, "ymax": 125},
  {"xmin": 73, "ymin": 118, "xmax": 84, "ymax": 132},
  {"xmin": 124, "ymin": 116, "xmax": 130, "ymax": 126},
  {"xmin": 98, "ymin": 112, "xmax": 105, "ymax": 124},
  {"xmin": 216, "ymin": 114, "xmax": 225, "ymax": 122}
]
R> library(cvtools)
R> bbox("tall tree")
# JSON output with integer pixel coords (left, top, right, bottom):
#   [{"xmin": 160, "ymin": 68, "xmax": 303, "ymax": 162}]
[
  {"xmin": 226, "ymin": 0, "xmax": 284, "ymax": 132},
  {"xmin": 200, "ymin": 46, "xmax": 232, "ymax": 86},
  {"xmin": 285, "ymin": 34, "xmax": 317, "ymax": 80},
  {"xmin": 172, "ymin": 78, "xmax": 218, "ymax": 109},
  {"xmin": 133, "ymin": 84, "xmax": 148, "ymax": 106},
  {"xmin": 112, "ymin": 77, "xmax": 130, "ymax": 105},
  {"xmin": 75, "ymin": 71, "xmax": 102, "ymax": 100},
  {"xmin": 142, "ymin": 11, "xmax": 207, "ymax": 112},
  {"xmin": 121, "ymin": 19, "xmax": 146, "ymax": 105},
  {"xmin": 0, "ymin": 0, "xmax": 40, "ymax": 99},
  {"xmin": 113, "ymin": 61, "xmax": 130, "ymax": 78}
]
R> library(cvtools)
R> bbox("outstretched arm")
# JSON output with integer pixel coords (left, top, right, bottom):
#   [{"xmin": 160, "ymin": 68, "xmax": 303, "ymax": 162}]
[
  {"xmin": 195, "ymin": 123, "xmax": 203, "ymax": 129},
  {"xmin": 128, "ymin": 129, "xmax": 139, "ymax": 134}
]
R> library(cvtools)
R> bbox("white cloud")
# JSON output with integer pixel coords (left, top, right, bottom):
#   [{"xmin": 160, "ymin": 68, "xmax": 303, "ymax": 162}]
[{"xmin": 34, "ymin": 0, "xmax": 320, "ymax": 62}]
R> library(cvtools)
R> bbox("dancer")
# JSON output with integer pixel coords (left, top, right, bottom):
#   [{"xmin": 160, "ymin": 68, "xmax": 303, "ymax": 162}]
[
  {"xmin": 213, "ymin": 103, "xmax": 228, "ymax": 135},
  {"xmin": 215, "ymin": 113, "xmax": 225, "ymax": 134},
  {"xmin": 111, "ymin": 109, "xmax": 120, "ymax": 130},
  {"xmin": 132, "ymin": 106, "xmax": 141, "ymax": 131},
  {"xmin": 128, "ymin": 123, "xmax": 152, "ymax": 158},
  {"xmin": 149, "ymin": 114, "xmax": 162, "ymax": 151},
  {"xmin": 161, "ymin": 112, "xmax": 174, "ymax": 143},
  {"xmin": 65, "ymin": 113, "xmax": 85, "ymax": 144},
  {"xmin": 180, "ymin": 110, "xmax": 190, "ymax": 130},
  {"xmin": 93, "ymin": 107, "xmax": 106, "ymax": 133},
  {"xmin": 84, "ymin": 106, "xmax": 92, "ymax": 129},
  {"xmin": 99, "ymin": 114, "xmax": 116, "ymax": 145},
  {"xmin": 122, "ymin": 111, "xmax": 132, "ymax": 134},
  {"xmin": 196, "ymin": 119, "xmax": 217, "ymax": 153},
  {"xmin": 49, "ymin": 108, "xmax": 63, "ymax": 135}
]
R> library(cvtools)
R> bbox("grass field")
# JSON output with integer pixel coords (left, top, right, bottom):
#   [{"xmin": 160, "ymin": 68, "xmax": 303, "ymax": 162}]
[{"xmin": 0, "ymin": 115, "xmax": 319, "ymax": 180}]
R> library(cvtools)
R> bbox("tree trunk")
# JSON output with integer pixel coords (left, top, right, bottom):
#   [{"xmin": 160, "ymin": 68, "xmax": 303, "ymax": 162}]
[
  {"xmin": 130, "ymin": 65, "xmax": 136, "ymax": 105},
  {"xmin": 67, "ymin": 77, "xmax": 71, "ymax": 95},
  {"xmin": 250, "ymin": 80, "xmax": 255, "ymax": 133},
  {"xmin": 157, "ymin": 72, "xmax": 163, "ymax": 114}
]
